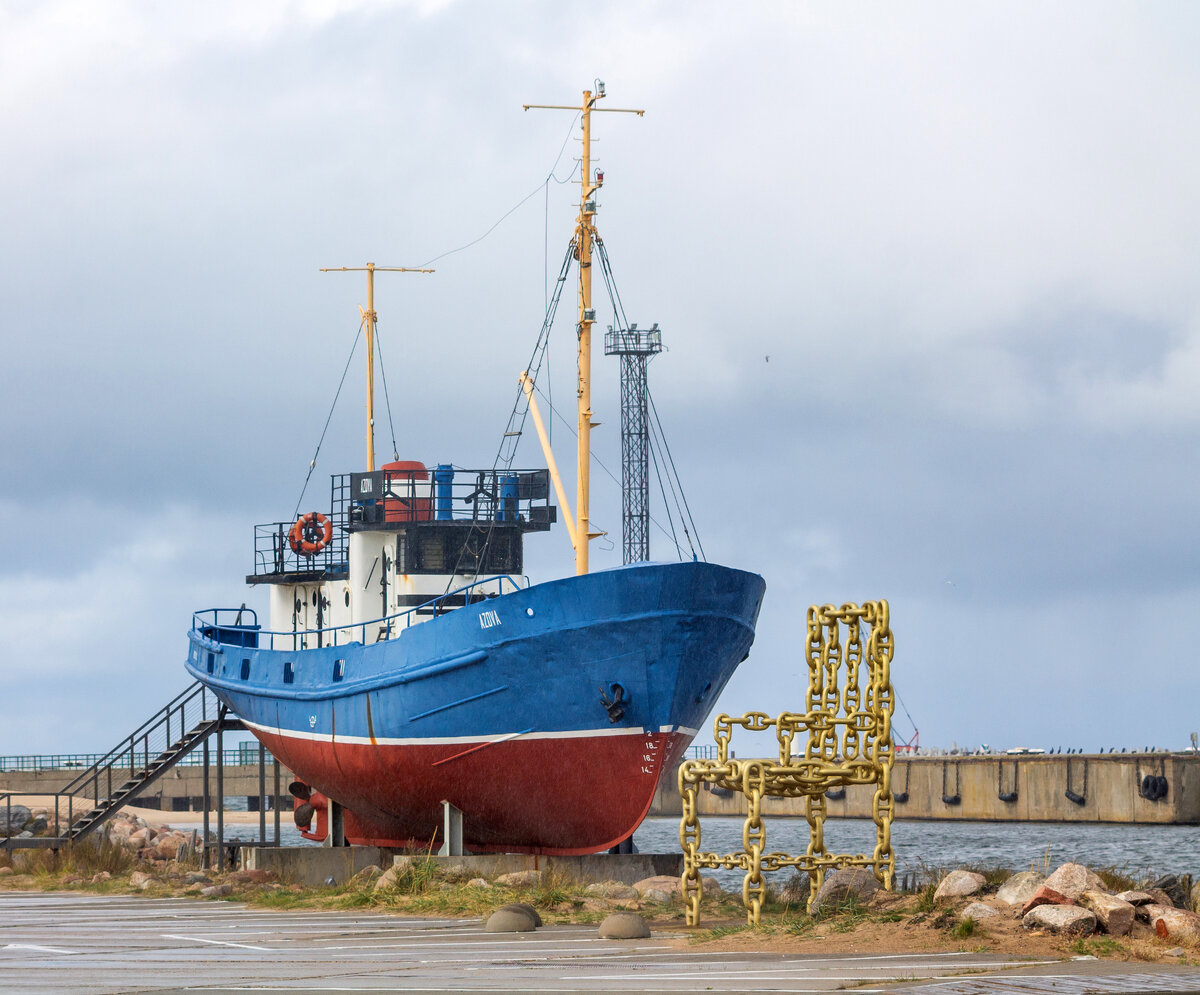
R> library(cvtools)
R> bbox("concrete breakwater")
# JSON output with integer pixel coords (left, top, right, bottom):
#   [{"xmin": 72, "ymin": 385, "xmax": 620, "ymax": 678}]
[
  {"xmin": 5, "ymin": 752, "xmax": 1199, "ymax": 825},
  {"xmin": 650, "ymin": 753, "xmax": 1200, "ymax": 824}
]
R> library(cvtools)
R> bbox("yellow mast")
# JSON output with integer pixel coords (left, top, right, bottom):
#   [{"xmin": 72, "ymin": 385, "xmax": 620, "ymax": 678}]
[
  {"xmin": 524, "ymin": 84, "xmax": 643, "ymax": 574},
  {"xmin": 320, "ymin": 263, "xmax": 434, "ymax": 471}
]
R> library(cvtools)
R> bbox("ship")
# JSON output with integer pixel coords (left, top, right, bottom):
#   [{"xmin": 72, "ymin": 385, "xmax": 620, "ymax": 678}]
[{"xmin": 184, "ymin": 86, "xmax": 765, "ymax": 855}]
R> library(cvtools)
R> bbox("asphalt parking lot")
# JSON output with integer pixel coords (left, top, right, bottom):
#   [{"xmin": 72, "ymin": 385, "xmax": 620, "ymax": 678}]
[{"xmin": 3, "ymin": 892, "xmax": 1200, "ymax": 994}]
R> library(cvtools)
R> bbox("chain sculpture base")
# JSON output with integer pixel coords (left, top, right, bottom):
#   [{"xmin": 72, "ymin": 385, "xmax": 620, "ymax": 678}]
[{"xmin": 679, "ymin": 601, "xmax": 895, "ymax": 925}]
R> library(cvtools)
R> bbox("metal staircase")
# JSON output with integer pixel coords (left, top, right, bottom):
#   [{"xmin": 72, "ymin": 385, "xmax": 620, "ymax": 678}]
[{"xmin": 1, "ymin": 683, "xmax": 242, "ymax": 850}]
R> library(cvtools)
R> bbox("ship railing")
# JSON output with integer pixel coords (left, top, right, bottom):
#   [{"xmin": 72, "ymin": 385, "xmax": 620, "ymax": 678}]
[
  {"xmin": 192, "ymin": 574, "xmax": 525, "ymax": 652},
  {"xmin": 0, "ymin": 750, "xmax": 274, "ymax": 772}
]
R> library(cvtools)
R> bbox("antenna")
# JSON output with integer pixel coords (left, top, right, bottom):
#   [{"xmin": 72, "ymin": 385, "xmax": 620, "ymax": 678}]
[
  {"xmin": 320, "ymin": 263, "xmax": 433, "ymax": 471},
  {"xmin": 523, "ymin": 86, "xmax": 643, "ymax": 575}
]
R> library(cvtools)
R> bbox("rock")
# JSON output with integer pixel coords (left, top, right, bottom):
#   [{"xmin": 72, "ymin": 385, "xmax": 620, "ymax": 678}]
[
  {"xmin": 700, "ymin": 875, "xmax": 725, "ymax": 897},
  {"xmin": 598, "ymin": 912, "xmax": 651, "ymax": 938},
  {"xmin": 90, "ymin": 871, "xmax": 111, "ymax": 883},
  {"xmin": 485, "ymin": 907, "xmax": 536, "ymax": 932},
  {"xmin": 350, "ymin": 864, "xmax": 381, "ymax": 883},
  {"xmin": 497, "ymin": 903, "xmax": 543, "ymax": 926},
  {"xmin": 231, "ymin": 869, "xmax": 269, "ymax": 884},
  {"xmin": 1145, "ymin": 887, "xmax": 1176, "ymax": 909},
  {"xmin": 128, "ymin": 828, "xmax": 153, "ymax": 848},
  {"xmin": 1145, "ymin": 905, "xmax": 1200, "ymax": 945},
  {"xmin": 585, "ymin": 880, "xmax": 639, "ymax": 900},
  {"xmin": 129, "ymin": 871, "xmax": 154, "ymax": 891},
  {"xmin": 1116, "ymin": 890, "xmax": 1156, "ymax": 906},
  {"xmin": 1079, "ymin": 891, "xmax": 1135, "ymax": 936},
  {"xmin": 0, "ymin": 867, "xmax": 13, "ymax": 876},
  {"xmin": 1191, "ymin": 881, "xmax": 1200, "ymax": 914},
  {"xmin": 61, "ymin": 875, "xmax": 83, "ymax": 886},
  {"xmin": 1151, "ymin": 875, "xmax": 1189, "ymax": 910},
  {"xmin": 1043, "ymin": 863, "xmax": 1107, "ymax": 901},
  {"xmin": 641, "ymin": 888, "xmax": 676, "ymax": 903},
  {"xmin": 1166, "ymin": 946, "xmax": 1186, "ymax": 956},
  {"xmin": 200, "ymin": 884, "xmax": 233, "ymax": 897},
  {"xmin": 495, "ymin": 869, "xmax": 542, "ymax": 888},
  {"xmin": 1022, "ymin": 904, "xmax": 1097, "ymax": 936},
  {"xmin": 811, "ymin": 868, "xmax": 881, "ymax": 915},
  {"xmin": 1021, "ymin": 886, "xmax": 1074, "ymax": 916},
  {"xmin": 467, "ymin": 878, "xmax": 490, "ymax": 888},
  {"xmin": 632, "ymin": 875, "xmax": 680, "ymax": 897},
  {"xmin": 0, "ymin": 805, "xmax": 31, "ymax": 835},
  {"xmin": 185, "ymin": 873, "xmax": 210, "ymax": 885},
  {"xmin": 961, "ymin": 902, "xmax": 1000, "ymax": 920},
  {"xmin": 373, "ymin": 859, "xmax": 417, "ymax": 891},
  {"xmin": 777, "ymin": 872, "xmax": 810, "ymax": 905},
  {"xmin": 153, "ymin": 836, "xmax": 183, "ymax": 860},
  {"xmin": 29, "ymin": 816, "xmax": 48, "ymax": 834},
  {"xmin": 996, "ymin": 871, "xmax": 1047, "ymax": 906},
  {"xmin": 935, "ymin": 870, "xmax": 986, "ymax": 901}
]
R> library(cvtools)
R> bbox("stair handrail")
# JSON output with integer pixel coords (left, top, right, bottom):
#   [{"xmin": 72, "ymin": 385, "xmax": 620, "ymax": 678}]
[{"xmin": 58, "ymin": 682, "xmax": 218, "ymax": 797}]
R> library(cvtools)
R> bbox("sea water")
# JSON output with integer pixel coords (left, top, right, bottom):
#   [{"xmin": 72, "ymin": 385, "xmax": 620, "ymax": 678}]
[{"xmin": 218, "ymin": 815, "xmax": 1200, "ymax": 883}]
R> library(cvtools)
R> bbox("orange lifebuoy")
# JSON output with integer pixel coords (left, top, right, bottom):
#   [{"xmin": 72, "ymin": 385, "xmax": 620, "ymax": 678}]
[{"xmin": 289, "ymin": 512, "xmax": 332, "ymax": 556}]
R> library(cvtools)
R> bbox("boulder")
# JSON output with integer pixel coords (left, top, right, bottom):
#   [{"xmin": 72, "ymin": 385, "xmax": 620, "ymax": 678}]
[
  {"xmin": 200, "ymin": 883, "xmax": 233, "ymax": 897},
  {"xmin": 485, "ymin": 907, "xmax": 536, "ymax": 933},
  {"xmin": 585, "ymin": 881, "xmax": 639, "ymax": 900},
  {"xmin": 231, "ymin": 869, "xmax": 269, "ymax": 885},
  {"xmin": 496, "ymin": 869, "xmax": 543, "ymax": 888},
  {"xmin": 1150, "ymin": 874, "xmax": 1190, "ymax": 910},
  {"xmin": 184, "ymin": 873, "xmax": 210, "ymax": 885},
  {"xmin": 598, "ymin": 912, "xmax": 651, "ymax": 939},
  {"xmin": 1043, "ymin": 863, "xmax": 1106, "ymax": 901},
  {"xmin": 0, "ymin": 867, "xmax": 13, "ymax": 876},
  {"xmin": 373, "ymin": 858, "xmax": 417, "ymax": 892},
  {"xmin": 129, "ymin": 871, "xmax": 154, "ymax": 891},
  {"xmin": 1022, "ymin": 904, "xmax": 1096, "ymax": 936},
  {"xmin": 1079, "ymin": 891, "xmax": 1135, "ymax": 936},
  {"xmin": 961, "ymin": 902, "xmax": 1000, "ymax": 920},
  {"xmin": 935, "ymin": 870, "xmax": 986, "ymax": 902},
  {"xmin": 996, "ymin": 871, "xmax": 1047, "ymax": 906},
  {"xmin": 497, "ymin": 903, "xmax": 543, "ymax": 926},
  {"xmin": 811, "ymin": 868, "xmax": 880, "ymax": 915},
  {"xmin": 700, "ymin": 875, "xmax": 725, "ymax": 898},
  {"xmin": 90, "ymin": 871, "xmax": 111, "ymax": 883},
  {"xmin": 778, "ymin": 872, "xmax": 811, "ymax": 905},
  {"xmin": 153, "ymin": 836, "xmax": 183, "ymax": 860},
  {"xmin": 1145, "ymin": 887, "xmax": 1176, "ymax": 909},
  {"xmin": 1021, "ymin": 886, "xmax": 1074, "ymax": 916},
  {"xmin": 1116, "ymin": 890, "xmax": 1156, "ymax": 906},
  {"xmin": 1145, "ymin": 905, "xmax": 1200, "ymax": 945},
  {"xmin": 641, "ymin": 888, "xmax": 676, "ymax": 903},
  {"xmin": 350, "ymin": 865, "xmax": 382, "ymax": 886},
  {"xmin": 632, "ymin": 875, "xmax": 680, "ymax": 898},
  {"xmin": 0, "ymin": 805, "xmax": 31, "ymax": 835},
  {"xmin": 467, "ymin": 878, "xmax": 490, "ymax": 888}
]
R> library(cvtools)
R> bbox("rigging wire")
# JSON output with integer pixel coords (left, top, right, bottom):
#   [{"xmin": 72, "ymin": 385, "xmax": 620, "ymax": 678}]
[
  {"xmin": 648, "ymin": 387, "xmax": 705, "ymax": 561},
  {"xmin": 293, "ymin": 319, "xmax": 364, "ymax": 519},
  {"xmin": 374, "ymin": 320, "xmax": 400, "ymax": 462}
]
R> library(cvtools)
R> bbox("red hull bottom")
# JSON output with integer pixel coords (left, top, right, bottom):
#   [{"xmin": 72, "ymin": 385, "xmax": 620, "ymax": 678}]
[{"xmin": 257, "ymin": 728, "xmax": 689, "ymax": 854}]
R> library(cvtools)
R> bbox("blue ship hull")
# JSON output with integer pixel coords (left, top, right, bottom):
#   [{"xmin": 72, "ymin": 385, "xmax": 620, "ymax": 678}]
[{"xmin": 187, "ymin": 560, "xmax": 764, "ymax": 853}]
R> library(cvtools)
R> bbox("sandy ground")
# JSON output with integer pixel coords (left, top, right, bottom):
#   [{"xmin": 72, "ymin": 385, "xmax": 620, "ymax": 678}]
[{"xmin": 7, "ymin": 795, "xmax": 265, "ymax": 826}]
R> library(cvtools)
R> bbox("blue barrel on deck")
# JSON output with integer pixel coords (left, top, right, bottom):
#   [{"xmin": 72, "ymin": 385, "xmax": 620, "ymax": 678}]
[
  {"xmin": 499, "ymin": 474, "xmax": 519, "ymax": 522},
  {"xmin": 434, "ymin": 464, "xmax": 454, "ymax": 520}
]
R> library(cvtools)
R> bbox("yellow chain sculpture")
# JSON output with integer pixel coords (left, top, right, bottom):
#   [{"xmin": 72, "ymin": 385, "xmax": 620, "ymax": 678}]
[{"xmin": 679, "ymin": 600, "xmax": 895, "ymax": 925}]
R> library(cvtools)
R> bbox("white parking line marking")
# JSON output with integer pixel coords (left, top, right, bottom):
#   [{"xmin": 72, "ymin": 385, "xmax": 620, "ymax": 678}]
[{"xmin": 161, "ymin": 934, "xmax": 272, "ymax": 951}]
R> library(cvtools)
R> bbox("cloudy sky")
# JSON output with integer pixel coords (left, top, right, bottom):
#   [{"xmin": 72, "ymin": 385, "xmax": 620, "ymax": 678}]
[{"xmin": 2, "ymin": 1, "xmax": 1199, "ymax": 757}]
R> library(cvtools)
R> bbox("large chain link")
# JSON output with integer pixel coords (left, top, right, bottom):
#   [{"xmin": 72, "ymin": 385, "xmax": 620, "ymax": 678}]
[{"xmin": 679, "ymin": 600, "xmax": 896, "ymax": 925}]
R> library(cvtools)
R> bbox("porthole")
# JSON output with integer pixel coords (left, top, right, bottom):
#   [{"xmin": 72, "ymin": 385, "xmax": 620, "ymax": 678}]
[{"xmin": 284, "ymin": 661, "xmax": 295, "ymax": 685}]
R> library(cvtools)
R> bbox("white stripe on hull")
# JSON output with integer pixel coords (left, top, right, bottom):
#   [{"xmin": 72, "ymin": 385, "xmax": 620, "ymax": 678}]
[{"xmin": 239, "ymin": 715, "xmax": 698, "ymax": 748}]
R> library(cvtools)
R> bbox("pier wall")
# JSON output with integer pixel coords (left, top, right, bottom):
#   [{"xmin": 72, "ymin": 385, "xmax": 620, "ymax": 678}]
[
  {"xmin": 0, "ymin": 765, "xmax": 295, "ymax": 812},
  {"xmin": 651, "ymin": 754, "xmax": 1200, "ymax": 824}
]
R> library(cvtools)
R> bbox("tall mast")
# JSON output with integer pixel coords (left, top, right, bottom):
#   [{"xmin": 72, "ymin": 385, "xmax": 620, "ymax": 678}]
[
  {"xmin": 524, "ymin": 84, "xmax": 643, "ymax": 574},
  {"xmin": 320, "ymin": 263, "xmax": 433, "ymax": 471}
]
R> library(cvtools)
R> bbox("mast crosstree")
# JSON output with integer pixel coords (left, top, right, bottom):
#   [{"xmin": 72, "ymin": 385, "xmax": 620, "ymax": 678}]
[
  {"xmin": 524, "ymin": 84, "xmax": 643, "ymax": 576},
  {"xmin": 320, "ymin": 263, "xmax": 434, "ymax": 472}
]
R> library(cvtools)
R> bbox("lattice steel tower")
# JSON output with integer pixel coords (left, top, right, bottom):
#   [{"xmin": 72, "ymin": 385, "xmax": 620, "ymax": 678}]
[{"xmin": 604, "ymin": 323, "xmax": 663, "ymax": 563}]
